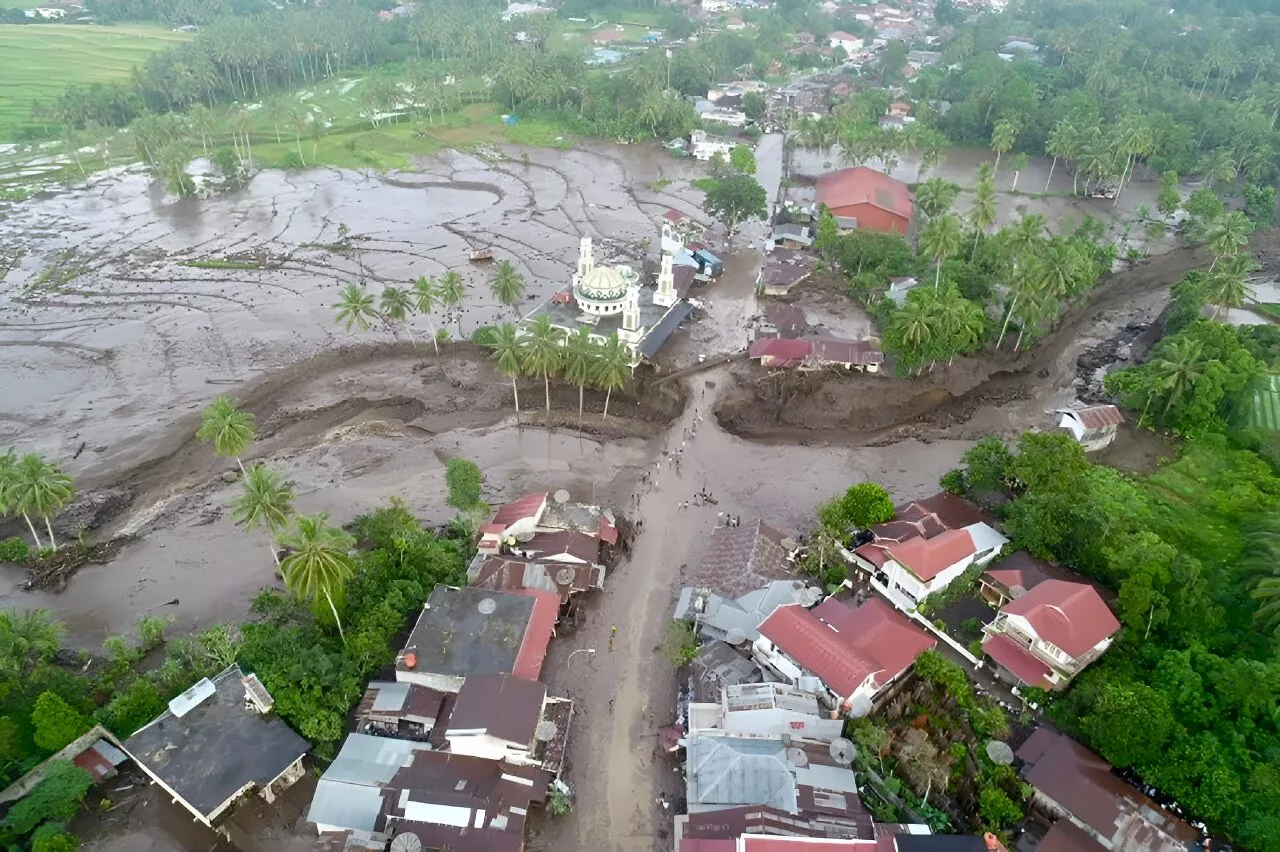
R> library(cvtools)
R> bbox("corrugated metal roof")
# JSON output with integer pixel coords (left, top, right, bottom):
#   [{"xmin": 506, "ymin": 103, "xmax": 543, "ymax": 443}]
[
  {"xmin": 323, "ymin": 733, "xmax": 431, "ymax": 787},
  {"xmin": 309, "ymin": 779, "xmax": 387, "ymax": 833},
  {"xmin": 370, "ymin": 682, "xmax": 410, "ymax": 713},
  {"xmin": 640, "ymin": 301, "xmax": 694, "ymax": 358}
]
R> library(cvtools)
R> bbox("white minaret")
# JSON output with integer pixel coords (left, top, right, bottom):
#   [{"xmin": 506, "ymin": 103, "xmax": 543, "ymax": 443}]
[
  {"xmin": 654, "ymin": 253, "xmax": 677, "ymax": 308},
  {"xmin": 619, "ymin": 285, "xmax": 643, "ymax": 350},
  {"xmin": 575, "ymin": 236, "xmax": 594, "ymax": 284}
]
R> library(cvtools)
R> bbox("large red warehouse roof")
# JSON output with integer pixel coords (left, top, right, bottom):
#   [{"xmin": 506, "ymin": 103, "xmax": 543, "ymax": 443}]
[{"xmin": 815, "ymin": 167, "xmax": 913, "ymax": 220}]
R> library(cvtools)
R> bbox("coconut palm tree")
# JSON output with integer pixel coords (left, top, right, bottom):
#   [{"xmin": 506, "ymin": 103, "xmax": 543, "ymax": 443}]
[
  {"xmin": 379, "ymin": 285, "xmax": 417, "ymax": 346},
  {"xmin": 333, "ymin": 283, "xmax": 379, "ymax": 332},
  {"xmin": 436, "ymin": 270, "xmax": 467, "ymax": 334},
  {"xmin": 1208, "ymin": 253, "xmax": 1260, "ymax": 319},
  {"xmin": 522, "ymin": 315, "xmax": 562, "ymax": 415},
  {"xmin": 996, "ymin": 255, "xmax": 1044, "ymax": 350},
  {"xmin": 1154, "ymin": 337, "xmax": 1206, "ymax": 418},
  {"xmin": 1252, "ymin": 574, "xmax": 1280, "ymax": 638},
  {"xmin": 1009, "ymin": 153, "xmax": 1030, "ymax": 192},
  {"xmin": 1038, "ymin": 240, "xmax": 1087, "ymax": 301},
  {"xmin": 1044, "ymin": 120, "xmax": 1075, "ymax": 193},
  {"xmin": 1003, "ymin": 213, "xmax": 1047, "ymax": 262},
  {"xmin": 411, "ymin": 276, "xmax": 441, "ymax": 354},
  {"xmin": 231, "ymin": 464, "xmax": 295, "ymax": 567},
  {"xmin": 0, "ymin": 607, "xmax": 67, "ymax": 676},
  {"xmin": 915, "ymin": 177, "xmax": 960, "ymax": 221},
  {"xmin": 484, "ymin": 323, "xmax": 524, "ymax": 418},
  {"xmin": 197, "ymin": 395, "xmax": 256, "ymax": 472},
  {"xmin": 595, "ymin": 334, "xmax": 632, "ymax": 422},
  {"xmin": 990, "ymin": 119, "xmax": 1017, "ymax": 172},
  {"xmin": 968, "ymin": 169, "xmax": 999, "ymax": 254},
  {"xmin": 919, "ymin": 213, "xmax": 963, "ymax": 289},
  {"xmin": 277, "ymin": 513, "xmax": 356, "ymax": 643},
  {"xmin": 490, "ymin": 260, "xmax": 526, "ymax": 316},
  {"xmin": 563, "ymin": 327, "xmax": 598, "ymax": 420},
  {"xmin": 8, "ymin": 454, "xmax": 74, "ymax": 553},
  {"xmin": 933, "ymin": 286, "xmax": 984, "ymax": 365},
  {"xmin": 1206, "ymin": 212, "xmax": 1253, "ymax": 268}
]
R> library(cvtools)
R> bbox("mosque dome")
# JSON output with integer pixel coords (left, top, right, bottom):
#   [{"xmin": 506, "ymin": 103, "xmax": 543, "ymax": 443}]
[{"xmin": 576, "ymin": 265, "xmax": 627, "ymax": 302}]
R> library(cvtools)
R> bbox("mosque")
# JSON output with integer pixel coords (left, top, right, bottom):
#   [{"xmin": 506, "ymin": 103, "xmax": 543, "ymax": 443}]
[{"xmin": 519, "ymin": 237, "xmax": 694, "ymax": 366}]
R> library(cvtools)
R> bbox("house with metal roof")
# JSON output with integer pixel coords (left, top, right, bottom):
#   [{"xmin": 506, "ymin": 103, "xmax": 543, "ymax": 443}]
[
  {"xmin": 815, "ymin": 167, "xmax": 913, "ymax": 235},
  {"xmin": 395, "ymin": 585, "xmax": 559, "ymax": 692},
  {"xmin": 675, "ymin": 579, "xmax": 822, "ymax": 644},
  {"xmin": 981, "ymin": 580, "xmax": 1120, "ymax": 691},
  {"xmin": 445, "ymin": 673, "xmax": 573, "ymax": 774},
  {"xmin": 687, "ymin": 682, "xmax": 844, "ymax": 743},
  {"xmin": 753, "ymin": 598, "xmax": 936, "ymax": 713},
  {"xmin": 121, "ymin": 665, "xmax": 309, "ymax": 827},
  {"xmin": 1057, "ymin": 404, "xmax": 1124, "ymax": 450}
]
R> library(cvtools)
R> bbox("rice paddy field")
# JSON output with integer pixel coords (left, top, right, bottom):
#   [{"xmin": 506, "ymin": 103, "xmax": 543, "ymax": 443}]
[{"xmin": 0, "ymin": 23, "xmax": 192, "ymax": 140}]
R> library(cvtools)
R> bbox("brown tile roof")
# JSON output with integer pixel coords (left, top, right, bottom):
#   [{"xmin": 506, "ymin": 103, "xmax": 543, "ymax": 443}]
[
  {"xmin": 1002, "ymin": 580, "xmax": 1120, "ymax": 657},
  {"xmin": 810, "ymin": 337, "xmax": 883, "ymax": 366},
  {"xmin": 470, "ymin": 555, "xmax": 602, "ymax": 597},
  {"xmin": 910, "ymin": 492, "xmax": 990, "ymax": 529},
  {"xmin": 983, "ymin": 551, "xmax": 1053, "ymax": 595},
  {"xmin": 1016, "ymin": 728, "xmax": 1198, "ymax": 850},
  {"xmin": 509, "ymin": 589, "xmax": 559, "ymax": 681},
  {"xmin": 1073, "ymin": 404, "xmax": 1125, "ymax": 431},
  {"xmin": 813, "ymin": 597, "xmax": 936, "ymax": 685},
  {"xmin": 760, "ymin": 603, "xmax": 876, "ymax": 696},
  {"xmin": 448, "ymin": 673, "xmax": 545, "ymax": 745},
  {"xmin": 491, "ymin": 492, "xmax": 547, "ymax": 529},
  {"xmin": 1038, "ymin": 820, "xmax": 1107, "ymax": 852},
  {"xmin": 751, "ymin": 337, "xmax": 811, "ymax": 366},
  {"xmin": 515, "ymin": 529, "xmax": 600, "ymax": 564},
  {"xmin": 694, "ymin": 520, "xmax": 797, "ymax": 598},
  {"xmin": 815, "ymin": 167, "xmax": 912, "ymax": 219},
  {"xmin": 884, "ymin": 528, "xmax": 976, "ymax": 582}
]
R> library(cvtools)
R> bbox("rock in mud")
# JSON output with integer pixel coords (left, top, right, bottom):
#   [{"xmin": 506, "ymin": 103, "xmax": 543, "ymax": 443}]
[
  {"xmin": 54, "ymin": 487, "xmax": 133, "ymax": 534},
  {"xmin": 220, "ymin": 470, "xmax": 239, "ymax": 483}
]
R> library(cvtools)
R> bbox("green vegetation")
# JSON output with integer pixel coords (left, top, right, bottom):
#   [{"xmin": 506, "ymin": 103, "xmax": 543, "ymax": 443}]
[
  {"xmin": 0, "ymin": 448, "xmax": 76, "ymax": 554},
  {"xmin": 703, "ymin": 172, "xmax": 768, "ymax": 235},
  {"xmin": 817, "ymin": 482, "xmax": 894, "ymax": 532},
  {"xmin": 180, "ymin": 258, "xmax": 263, "ymax": 270},
  {"xmin": 945, "ymin": 430, "xmax": 1280, "ymax": 849},
  {"xmin": 0, "ymin": 24, "xmax": 191, "ymax": 139},
  {"xmin": 662, "ymin": 619, "xmax": 699, "ymax": 667}
]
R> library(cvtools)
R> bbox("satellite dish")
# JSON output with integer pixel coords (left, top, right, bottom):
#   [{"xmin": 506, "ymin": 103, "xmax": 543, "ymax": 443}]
[
  {"xmin": 1009, "ymin": 585, "xmax": 1027, "ymax": 600},
  {"xmin": 781, "ymin": 537, "xmax": 799, "ymax": 551},
  {"xmin": 554, "ymin": 489, "xmax": 571, "ymax": 504},
  {"xmin": 555, "ymin": 567, "xmax": 575, "ymax": 585},
  {"xmin": 795, "ymin": 587, "xmax": 823, "ymax": 607},
  {"xmin": 786, "ymin": 747, "xmax": 808, "ymax": 767},
  {"xmin": 828, "ymin": 737, "xmax": 856, "ymax": 766},
  {"xmin": 790, "ymin": 580, "xmax": 806, "ymax": 591},
  {"xmin": 535, "ymin": 720, "xmax": 559, "ymax": 742},
  {"xmin": 846, "ymin": 694, "xmax": 874, "ymax": 720},
  {"xmin": 726, "ymin": 627, "xmax": 748, "ymax": 646},
  {"xmin": 478, "ymin": 597, "xmax": 497, "ymax": 615},
  {"xmin": 515, "ymin": 531, "xmax": 536, "ymax": 543},
  {"xmin": 391, "ymin": 833, "xmax": 423, "ymax": 852},
  {"xmin": 986, "ymin": 741, "xmax": 1015, "ymax": 766}
]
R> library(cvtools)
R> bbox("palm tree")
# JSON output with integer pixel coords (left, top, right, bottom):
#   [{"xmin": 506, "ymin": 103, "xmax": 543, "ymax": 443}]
[
  {"xmin": 7, "ymin": 454, "xmax": 74, "ymax": 553},
  {"xmin": 379, "ymin": 285, "xmax": 416, "ymax": 346},
  {"xmin": 1009, "ymin": 153, "xmax": 1030, "ymax": 192},
  {"xmin": 595, "ymin": 334, "xmax": 632, "ymax": 422},
  {"xmin": 0, "ymin": 607, "xmax": 67, "ymax": 676},
  {"xmin": 889, "ymin": 298, "xmax": 936, "ymax": 374},
  {"xmin": 968, "ymin": 169, "xmax": 999, "ymax": 254},
  {"xmin": 436, "ymin": 270, "xmax": 467, "ymax": 334},
  {"xmin": 1208, "ymin": 253, "xmax": 1260, "ymax": 319},
  {"xmin": 1003, "ymin": 214, "xmax": 1047, "ymax": 262},
  {"xmin": 1206, "ymin": 212, "xmax": 1253, "ymax": 268},
  {"xmin": 333, "ymin": 283, "xmax": 379, "ymax": 332},
  {"xmin": 1252, "ymin": 574, "xmax": 1280, "ymax": 638},
  {"xmin": 231, "ymin": 464, "xmax": 295, "ymax": 567},
  {"xmin": 915, "ymin": 177, "xmax": 960, "ymax": 221},
  {"xmin": 484, "ymin": 323, "xmax": 524, "ymax": 417},
  {"xmin": 563, "ymin": 327, "xmax": 598, "ymax": 420},
  {"xmin": 277, "ymin": 513, "xmax": 356, "ymax": 643},
  {"xmin": 1154, "ymin": 338, "xmax": 1205, "ymax": 418},
  {"xmin": 490, "ymin": 260, "xmax": 526, "ymax": 317},
  {"xmin": 996, "ymin": 255, "xmax": 1044, "ymax": 350},
  {"xmin": 919, "ymin": 213, "xmax": 963, "ymax": 289},
  {"xmin": 990, "ymin": 119, "xmax": 1017, "ymax": 172},
  {"xmin": 1044, "ymin": 120, "xmax": 1075, "ymax": 192},
  {"xmin": 197, "ymin": 395, "xmax": 256, "ymax": 472},
  {"xmin": 933, "ymin": 286, "xmax": 984, "ymax": 365},
  {"xmin": 522, "ymin": 315, "xmax": 562, "ymax": 415},
  {"xmin": 1038, "ymin": 240, "xmax": 1087, "ymax": 301},
  {"xmin": 411, "ymin": 276, "xmax": 441, "ymax": 354}
]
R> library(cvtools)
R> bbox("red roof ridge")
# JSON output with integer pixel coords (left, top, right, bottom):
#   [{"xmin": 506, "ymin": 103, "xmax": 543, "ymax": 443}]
[{"xmin": 509, "ymin": 589, "xmax": 559, "ymax": 680}]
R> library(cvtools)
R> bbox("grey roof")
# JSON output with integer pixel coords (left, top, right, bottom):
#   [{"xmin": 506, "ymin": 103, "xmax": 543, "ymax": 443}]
[
  {"xmin": 370, "ymin": 682, "xmax": 410, "ymax": 713},
  {"xmin": 308, "ymin": 733, "xmax": 434, "ymax": 832},
  {"xmin": 398, "ymin": 585, "xmax": 534, "ymax": 679},
  {"xmin": 122, "ymin": 665, "xmax": 309, "ymax": 820},
  {"xmin": 639, "ymin": 301, "xmax": 694, "ymax": 358},
  {"xmin": 678, "ymin": 580, "xmax": 811, "ymax": 643},
  {"xmin": 686, "ymin": 736, "xmax": 797, "ymax": 813},
  {"xmin": 690, "ymin": 640, "xmax": 768, "ymax": 703}
]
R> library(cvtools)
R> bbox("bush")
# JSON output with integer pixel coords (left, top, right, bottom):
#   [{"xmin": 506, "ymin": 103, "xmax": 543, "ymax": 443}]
[
  {"xmin": 546, "ymin": 786, "xmax": 572, "ymax": 817},
  {"xmin": 978, "ymin": 784, "xmax": 1024, "ymax": 830},
  {"xmin": 31, "ymin": 692, "xmax": 91, "ymax": 753},
  {"xmin": 661, "ymin": 620, "xmax": 699, "ymax": 667},
  {"xmin": 31, "ymin": 826, "xmax": 81, "ymax": 852},
  {"xmin": 444, "ymin": 458, "xmax": 485, "ymax": 512},
  {"xmin": 4, "ymin": 760, "xmax": 93, "ymax": 834},
  {"xmin": 470, "ymin": 325, "xmax": 499, "ymax": 346},
  {"xmin": 0, "ymin": 536, "xmax": 30, "ymax": 563},
  {"xmin": 136, "ymin": 614, "xmax": 172, "ymax": 651}
]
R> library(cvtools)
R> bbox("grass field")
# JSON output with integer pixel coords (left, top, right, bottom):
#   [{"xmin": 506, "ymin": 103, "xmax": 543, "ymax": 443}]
[{"xmin": 0, "ymin": 23, "xmax": 192, "ymax": 139}]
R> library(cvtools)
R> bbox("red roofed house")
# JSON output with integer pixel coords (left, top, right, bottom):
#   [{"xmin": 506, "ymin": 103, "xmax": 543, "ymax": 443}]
[
  {"xmin": 982, "ymin": 580, "xmax": 1120, "ymax": 691},
  {"xmin": 1057, "ymin": 404, "xmax": 1124, "ymax": 451},
  {"xmin": 749, "ymin": 337, "xmax": 811, "ymax": 369},
  {"xmin": 479, "ymin": 491, "xmax": 549, "ymax": 553},
  {"xmin": 749, "ymin": 337, "xmax": 884, "ymax": 372},
  {"xmin": 815, "ymin": 167, "xmax": 913, "ymax": 235},
  {"xmin": 827, "ymin": 30, "xmax": 864, "ymax": 54},
  {"xmin": 978, "ymin": 550, "xmax": 1053, "ymax": 607},
  {"xmin": 753, "ymin": 597, "xmax": 935, "ymax": 713}
]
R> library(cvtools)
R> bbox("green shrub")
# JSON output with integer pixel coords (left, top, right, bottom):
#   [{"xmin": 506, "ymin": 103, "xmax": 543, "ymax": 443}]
[
  {"xmin": 661, "ymin": 620, "xmax": 699, "ymax": 667},
  {"xmin": 470, "ymin": 325, "xmax": 499, "ymax": 346},
  {"xmin": 4, "ymin": 760, "xmax": 93, "ymax": 834},
  {"xmin": 31, "ymin": 692, "xmax": 91, "ymax": 752},
  {"xmin": 0, "ymin": 536, "xmax": 30, "ymax": 563}
]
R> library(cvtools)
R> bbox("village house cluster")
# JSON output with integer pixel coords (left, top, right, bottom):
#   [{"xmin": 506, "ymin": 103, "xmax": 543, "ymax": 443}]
[{"xmin": 665, "ymin": 490, "xmax": 1201, "ymax": 850}]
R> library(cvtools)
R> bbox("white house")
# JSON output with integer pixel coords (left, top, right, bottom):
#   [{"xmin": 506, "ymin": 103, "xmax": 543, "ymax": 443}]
[
  {"xmin": 982, "ymin": 580, "xmax": 1121, "ymax": 691},
  {"xmin": 1057, "ymin": 404, "xmax": 1124, "ymax": 451},
  {"xmin": 701, "ymin": 0, "xmax": 732, "ymax": 11},
  {"xmin": 854, "ymin": 522, "xmax": 1006, "ymax": 607},
  {"xmin": 827, "ymin": 30, "xmax": 865, "ymax": 54},
  {"xmin": 754, "ymin": 598, "xmax": 935, "ymax": 713},
  {"xmin": 690, "ymin": 128, "xmax": 738, "ymax": 160},
  {"xmin": 687, "ymin": 682, "xmax": 845, "ymax": 743}
]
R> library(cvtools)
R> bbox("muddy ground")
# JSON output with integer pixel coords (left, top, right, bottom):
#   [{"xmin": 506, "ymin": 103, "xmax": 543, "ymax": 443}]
[{"xmin": 2, "ymin": 136, "xmax": 1266, "ymax": 851}]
